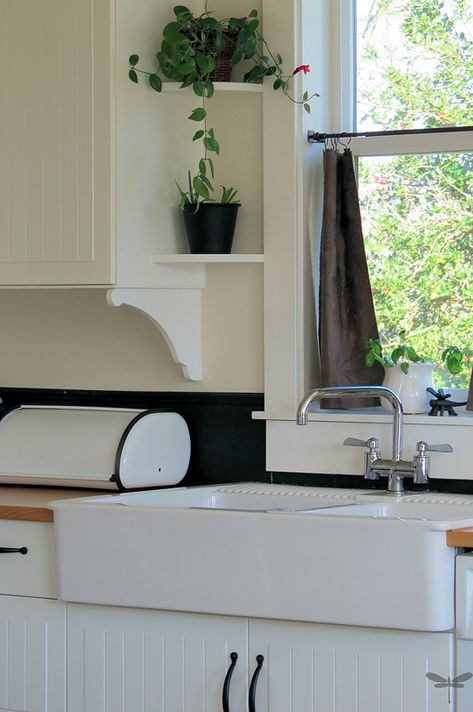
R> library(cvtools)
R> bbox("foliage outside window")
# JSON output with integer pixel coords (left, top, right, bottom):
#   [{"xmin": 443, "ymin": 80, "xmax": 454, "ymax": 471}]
[{"xmin": 355, "ymin": 0, "xmax": 473, "ymax": 387}]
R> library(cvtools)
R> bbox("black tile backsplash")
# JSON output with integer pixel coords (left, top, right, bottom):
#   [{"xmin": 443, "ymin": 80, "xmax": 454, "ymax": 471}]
[{"xmin": 1, "ymin": 387, "xmax": 472, "ymax": 494}]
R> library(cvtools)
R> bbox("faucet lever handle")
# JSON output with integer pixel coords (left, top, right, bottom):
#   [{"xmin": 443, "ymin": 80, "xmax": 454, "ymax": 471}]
[
  {"xmin": 343, "ymin": 437, "xmax": 378, "ymax": 449},
  {"xmin": 343, "ymin": 437, "xmax": 380, "ymax": 480},
  {"xmin": 416, "ymin": 441, "xmax": 453, "ymax": 454}
]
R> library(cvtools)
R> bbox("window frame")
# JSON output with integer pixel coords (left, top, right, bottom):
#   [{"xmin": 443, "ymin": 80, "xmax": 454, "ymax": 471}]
[{"xmin": 260, "ymin": 0, "xmax": 473, "ymax": 480}]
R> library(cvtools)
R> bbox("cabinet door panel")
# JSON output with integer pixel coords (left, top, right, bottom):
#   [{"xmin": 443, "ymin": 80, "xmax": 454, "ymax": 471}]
[
  {"xmin": 68, "ymin": 604, "xmax": 248, "ymax": 712},
  {"xmin": 0, "ymin": 596, "xmax": 66, "ymax": 712},
  {"xmin": 0, "ymin": 0, "xmax": 113, "ymax": 286},
  {"xmin": 250, "ymin": 619, "xmax": 453, "ymax": 712}
]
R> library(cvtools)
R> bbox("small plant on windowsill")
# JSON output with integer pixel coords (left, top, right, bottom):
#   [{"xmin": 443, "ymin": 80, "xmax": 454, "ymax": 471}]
[
  {"xmin": 365, "ymin": 332, "xmax": 466, "ymax": 376},
  {"xmin": 365, "ymin": 331, "xmax": 467, "ymax": 414},
  {"xmin": 128, "ymin": 3, "xmax": 319, "ymax": 251}
]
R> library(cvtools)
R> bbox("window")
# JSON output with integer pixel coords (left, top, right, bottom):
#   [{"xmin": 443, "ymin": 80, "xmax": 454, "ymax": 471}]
[{"xmin": 352, "ymin": 0, "xmax": 473, "ymax": 387}]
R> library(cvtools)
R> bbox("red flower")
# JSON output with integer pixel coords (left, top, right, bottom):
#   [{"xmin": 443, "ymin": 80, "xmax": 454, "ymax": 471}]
[{"xmin": 293, "ymin": 64, "xmax": 310, "ymax": 76}]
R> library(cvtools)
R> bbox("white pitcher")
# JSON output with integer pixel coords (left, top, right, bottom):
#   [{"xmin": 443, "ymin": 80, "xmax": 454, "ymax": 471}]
[{"xmin": 382, "ymin": 362, "xmax": 435, "ymax": 414}]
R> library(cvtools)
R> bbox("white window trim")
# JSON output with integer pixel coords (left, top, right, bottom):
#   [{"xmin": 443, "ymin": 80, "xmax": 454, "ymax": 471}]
[{"xmin": 260, "ymin": 0, "xmax": 473, "ymax": 480}]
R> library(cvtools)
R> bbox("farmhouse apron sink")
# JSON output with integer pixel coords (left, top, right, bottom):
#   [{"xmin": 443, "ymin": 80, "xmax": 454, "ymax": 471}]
[{"xmin": 51, "ymin": 484, "xmax": 473, "ymax": 632}]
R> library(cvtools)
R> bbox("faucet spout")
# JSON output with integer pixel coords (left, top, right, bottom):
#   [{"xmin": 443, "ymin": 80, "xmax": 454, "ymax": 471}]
[{"xmin": 296, "ymin": 386, "xmax": 404, "ymax": 461}]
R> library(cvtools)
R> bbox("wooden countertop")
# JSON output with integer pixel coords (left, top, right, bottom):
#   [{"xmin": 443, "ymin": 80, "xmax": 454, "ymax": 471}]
[
  {"xmin": 446, "ymin": 528, "xmax": 473, "ymax": 548},
  {"xmin": 0, "ymin": 486, "xmax": 103, "ymax": 522}
]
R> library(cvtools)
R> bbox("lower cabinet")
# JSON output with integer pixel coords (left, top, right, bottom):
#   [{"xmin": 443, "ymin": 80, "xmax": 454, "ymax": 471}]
[
  {"xmin": 67, "ymin": 604, "xmax": 248, "ymax": 712},
  {"xmin": 0, "ymin": 595, "xmax": 66, "ymax": 712},
  {"xmin": 250, "ymin": 619, "xmax": 453, "ymax": 712},
  {"xmin": 67, "ymin": 604, "xmax": 453, "ymax": 712}
]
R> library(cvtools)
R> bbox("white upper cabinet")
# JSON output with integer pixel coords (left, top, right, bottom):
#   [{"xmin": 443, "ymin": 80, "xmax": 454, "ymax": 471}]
[{"xmin": 0, "ymin": 0, "xmax": 114, "ymax": 285}]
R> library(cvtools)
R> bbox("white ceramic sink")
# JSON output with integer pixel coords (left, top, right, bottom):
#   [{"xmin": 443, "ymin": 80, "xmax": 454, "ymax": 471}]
[
  {"xmin": 305, "ymin": 500, "xmax": 473, "ymax": 526},
  {"xmin": 51, "ymin": 484, "xmax": 473, "ymax": 632}
]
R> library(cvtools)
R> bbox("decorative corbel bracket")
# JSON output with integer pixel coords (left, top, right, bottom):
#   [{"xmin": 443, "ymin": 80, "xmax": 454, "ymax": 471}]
[{"xmin": 107, "ymin": 281, "xmax": 204, "ymax": 381}]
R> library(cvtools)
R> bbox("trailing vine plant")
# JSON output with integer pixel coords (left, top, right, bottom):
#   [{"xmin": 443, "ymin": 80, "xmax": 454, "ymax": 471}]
[{"xmin": 129, "ymin": 3, "xmax": 319, "ymax": 205}]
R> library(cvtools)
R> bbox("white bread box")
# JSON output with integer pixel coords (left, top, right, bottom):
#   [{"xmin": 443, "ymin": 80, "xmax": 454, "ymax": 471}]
[{"xmin": 0, "ymin": 405, "xmax": 191, "ymax": 490}]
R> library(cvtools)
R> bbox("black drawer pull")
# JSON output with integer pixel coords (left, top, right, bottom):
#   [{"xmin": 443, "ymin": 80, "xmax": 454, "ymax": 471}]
[
  {"xmin": 249, "ymin": 654, "xmax": 264, "ymax": 712},
  {"xmin": 222, "ymin": 651, "xmax": 238, "ymax": 712},
  {"xmin": 0, "ymin": 547, "xmax": 28, "ymax": 555}
]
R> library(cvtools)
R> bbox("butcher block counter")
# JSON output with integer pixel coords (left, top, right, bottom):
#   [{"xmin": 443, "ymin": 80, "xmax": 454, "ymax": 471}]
[
  {"xmin": 0, "ymin": 486, "xmax": 103, "ymax": 522},
  {"xmin": 446, "ymin": 527, "xmax": 473, "ymax": 547}
]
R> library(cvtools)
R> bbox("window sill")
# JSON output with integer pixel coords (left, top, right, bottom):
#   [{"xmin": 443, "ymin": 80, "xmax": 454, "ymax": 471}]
[{"xmin": 253, "ymin": 408, "xmax": 473, "ymax": 425}]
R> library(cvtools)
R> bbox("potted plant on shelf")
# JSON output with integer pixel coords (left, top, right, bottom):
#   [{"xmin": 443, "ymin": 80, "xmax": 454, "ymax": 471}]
[
  {"xmin": 128, "ymin": 3, "xmax": 318, "ymax": 253},
  {"xmin": 365, "ymin": 331, "xmax": 467, "ymax": 413}
]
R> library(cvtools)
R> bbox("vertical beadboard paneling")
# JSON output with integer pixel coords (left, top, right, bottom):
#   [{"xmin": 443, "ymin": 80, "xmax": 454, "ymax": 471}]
[
  {"xmin": 0, "ymin": 596, "xmax": 66, "ymax": 712},
  {"xmin": 0, "ymin": 1, "xmax": 10, "ymax": 263},
  {"xmin": 43, "ymin": 0, "xmax": 62, "ymax": 264},
  {"xmin": 251, "ymin": 619, "xmax": 453, "ymax": 712},
  {"xmin": 8, "ymin": 0, "xmax": 27, "ymax": 264},
  {"xmin": 68, "ymin": 605, "xmax": 248, "ymax": 712},
  {"xmin": 25, "ymin": 0, "xmax": 45, "ymax": 264},
  {"xmin": 77, "ymin": 0, "xmax": 94, "ymax": 263},
  {"xmin": 0, "ymin": 0, "xmax": 112, "ymax": 284},
  {"xmin": 60, "ymin": 0, "xmax": 79, "ymax": 265}
]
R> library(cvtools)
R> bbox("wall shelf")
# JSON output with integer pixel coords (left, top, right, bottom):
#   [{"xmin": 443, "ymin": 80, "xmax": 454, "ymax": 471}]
[
  {"xmin": 161, "ymin": 82, "xmax": 263, "ymax": 94},
  {"xmin": 152, "ymin": 254, "xmax": 264, "ymax": 263},
  {"xmin": 108, "ymin": 256, "xmax": 263, "ymax": 382}
]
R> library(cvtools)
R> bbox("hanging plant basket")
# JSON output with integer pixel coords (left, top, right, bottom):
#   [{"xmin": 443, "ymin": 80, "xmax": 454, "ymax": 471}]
[
  {"xmin": 182, "ymin": 30, "xmax": 237, "ymax": 82},
  {"xmin": 183, "ymin": 203, "xmax": 240, "ymax": 254}
]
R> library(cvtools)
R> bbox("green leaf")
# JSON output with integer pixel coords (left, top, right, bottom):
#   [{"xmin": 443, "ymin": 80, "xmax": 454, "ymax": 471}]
[
  {"xmin": 192, "ymin": 81, "xmax": 204, "ymax": 97},
  {"xmin": 149, "ymin": 74, "xmax": 162, "ymax": 92},
  {"xmin": 273, "ymin": 78, "xmax": 282, "ymax": 90},
  {"xmin": 188, "ymin": 107, "xmax": 207, "ymax": 121},
  {"xmin": 204, "ymin": 137, "xmax": 220, "ymax": 154},
  {"xmin": 400, "ymin": 362, "xmax": 410, "ymax": 374},
  {"xmin": 303, "ymin": 90, "xmax": 308, "ymax": 101},
  {"xmin": 249, "ymin": 9, "xmax": 258, "ymax": 17},
  {"xmin": 163, "ymin": 21, "xmax": 182, "ymax": 38},
  {"xmin": 365, "ymin": 352, "xmax": 376, "ymax": 368},
  {"xmin": 193, "ymin": 175, "xmax": 211, "ymax": 200},
  {"xmin": 207, "ymin": 157, "xmax": 215, "ymax": 178},
  {"xmin": 192, "ymin": 130, "xmax": 205, "ymax": 141},
  {"xmin": 128, "ymin": 69, "xmax": 138, "ymax": 83},
  {"xmin": 199, "ymin": 159, "xmax": 206, "ymax": 176},
  {"xmin": 129, "ymin": 54, "xmax": 139, "ymax": 66},
  {"xmin": 405, "ymin": 346, "xmax": 422, "ymax": 362},
  {"xmin": 304, "ymin": 103, "xmax": 311, "ymax": 113},
  {"xmin": 215, "ymin": 34, "xmax": 225, "ymax": 54},
  {"xmin": 205, "ymin": 80, "xmax": 214, "ymax": 98},
  {"xmin": 173, "ymin": 5, "xmax": 191, "ymax": 17}
]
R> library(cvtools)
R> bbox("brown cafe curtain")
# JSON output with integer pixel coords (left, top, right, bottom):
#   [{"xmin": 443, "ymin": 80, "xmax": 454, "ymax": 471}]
[{"xmin": 318, "ymin": 148, "xmax": 384, "ymax": 408}]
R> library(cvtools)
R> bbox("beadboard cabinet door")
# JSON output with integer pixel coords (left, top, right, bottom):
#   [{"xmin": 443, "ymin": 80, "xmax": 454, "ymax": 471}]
[
  {"xmin": 0, "ymin": 0, "xmax": 113, "ymax": 286},
  {"xmin": 249, "ymin": 619, "xmax": 453, "ymax": 712},
  {"xmin": 67, "ymin": 604, "xmax": 248, "ymax": 712},
  {"xmin": 0, "ymin": 595, "xmax": 66, "ymax": 712}
]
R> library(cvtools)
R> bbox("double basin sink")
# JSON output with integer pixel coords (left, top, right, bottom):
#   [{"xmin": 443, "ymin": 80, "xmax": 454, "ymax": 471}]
[{"xmin": 51, "ymin": 484, "xmax": 473, "ymax": 632}]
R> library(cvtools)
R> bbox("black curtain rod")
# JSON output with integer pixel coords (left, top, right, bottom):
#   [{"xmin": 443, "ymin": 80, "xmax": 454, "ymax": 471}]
[{"xmin": 308, "ymin": 125, "xmax": 473, "ymax": 142}]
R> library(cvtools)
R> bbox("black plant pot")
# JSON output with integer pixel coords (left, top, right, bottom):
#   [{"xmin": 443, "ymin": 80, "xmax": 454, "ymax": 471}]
[{"xmin": 183, "ymin": 203, "xmax": 240, "ymax": 254}]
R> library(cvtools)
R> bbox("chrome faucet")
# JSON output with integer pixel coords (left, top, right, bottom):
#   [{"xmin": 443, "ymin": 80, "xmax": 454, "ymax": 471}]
[{"xmin": 296, "ymin": 385, "xmax": 453, "ymax": 494}]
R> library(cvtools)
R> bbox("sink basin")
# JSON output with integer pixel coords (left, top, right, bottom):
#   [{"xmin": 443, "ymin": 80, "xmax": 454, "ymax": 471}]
[
  {"xmin": 87, "ymin": 485, "xmax": 358, "ymax": 512},
  {"xmin": 304, "ymin": 501, "xmax": 473, "ymax": 526},
  {"xmin": 51, "ymin": 483, "xmax": 473, "ymax": 632}
]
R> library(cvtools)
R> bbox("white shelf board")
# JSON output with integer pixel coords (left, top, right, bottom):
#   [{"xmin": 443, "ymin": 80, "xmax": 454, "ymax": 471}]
[
  {"xmin": 161, "ymin": 81, "xmax": 263, "ymax": 94},
  {"xmin": 152, "ymin": 254, "xmax": 264, "ymax": 264}
]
